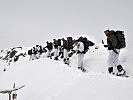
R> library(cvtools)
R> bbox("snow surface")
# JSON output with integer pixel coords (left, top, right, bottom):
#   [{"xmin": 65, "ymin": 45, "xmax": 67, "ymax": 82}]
[{"xmin": 0, "ymin": 41, "xmax": 133, "ymax": 100}]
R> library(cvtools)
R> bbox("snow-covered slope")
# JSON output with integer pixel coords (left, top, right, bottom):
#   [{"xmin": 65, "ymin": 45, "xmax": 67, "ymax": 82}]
[{"xmin": 0, "ymin": 43, "xmax": 133, "ymax": 100}]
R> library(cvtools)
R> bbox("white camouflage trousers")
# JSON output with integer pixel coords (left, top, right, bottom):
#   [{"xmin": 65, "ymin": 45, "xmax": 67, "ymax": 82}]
[
  {"xmin": 54, "ymin": 48, "xmax": 58, "ymax": 58},
  {"xmin": 78, "ymin": 53, "xmax": 84, "ymax": 68},
  {"xmin": 63, "ymin": 49, "xmax": 68, "ymax": 59},
  {"xmin": 46, "ymin": 50, "xmax": 51, "ymax": 57},
  {"xmin": 107, "ymin": 49, "xmax": 120, "ymax": 68}
]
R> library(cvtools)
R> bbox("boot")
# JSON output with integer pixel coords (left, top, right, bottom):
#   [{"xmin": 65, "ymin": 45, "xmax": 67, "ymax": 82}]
[
  {"xmin": 117, "ymin": 65, "xmax": 126, "ymax": 75},
  {"xmin": 61, "ymin": 54, "xmax": 64, "ymax": 58},
  {"xmin": 81, "ymin": 67, "xmax": 86, "ymax": 72},
  {"xmin": 67, "ymin": 58, "xmax": 69, "ymax": 61},
  {"xmin": 54, "ymin": 56, "xmax": 58, "ymax": 60},
  {"xmin": 64, "ymin": 58, "xmax": 68, "ymax": 64},
  {"xmin": 78, "ymin": 67, "xmax": 82, "ymax": 70},
  {"xmin": 78, "ymin": 67, "xmax": 86, "ymax": 72},
  {"xmin": 108, "ymin": 67, "xmax": 113, "ymax": 74}
]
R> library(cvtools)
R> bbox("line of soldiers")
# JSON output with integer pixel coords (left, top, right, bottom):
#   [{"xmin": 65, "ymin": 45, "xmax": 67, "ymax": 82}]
[
  {"xmin": 28, "ymin": 36, "xmax": 95, "ymax": 72},
  {"xmin": 28, "ymin": 45, "xmax": 44, "ymax": 61}
]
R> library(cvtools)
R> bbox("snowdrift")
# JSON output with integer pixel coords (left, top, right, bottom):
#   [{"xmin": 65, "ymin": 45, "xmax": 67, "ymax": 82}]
[{"xmin": 0, "ymin": 43, "xmax": 133, "ymax": 100}]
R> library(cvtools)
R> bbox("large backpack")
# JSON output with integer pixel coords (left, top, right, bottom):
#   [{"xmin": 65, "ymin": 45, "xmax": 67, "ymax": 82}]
[
  {"xmin": 28, "ymin": 49, "xmax": 32, "ymax": 55},
  {"xmin": 47, "ymin": 42, "xmax": 53, "ymax": 50},
  {"xmin": 67, "ymin": 37, "xmax": 73, "ymax": 50},
  {"xmin": 83, "ymin": 37, "xmax": 94, "ymax": 53},
  {"xmin": 83, "ymin": 37, "xmax": 89, "ymax": 52},
  {"xmin": 53, "ymin": 39, "xmax": 58, "ymax": 48},
  {"xmin": 114, "ymin": 30, "xmax": 126, "ymax": 49}
]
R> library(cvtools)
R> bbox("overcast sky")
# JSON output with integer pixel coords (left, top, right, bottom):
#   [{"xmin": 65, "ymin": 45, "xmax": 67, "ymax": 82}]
[{"xmin": 0, "ymin": 0, "xmax": 133, "ymax": 49}]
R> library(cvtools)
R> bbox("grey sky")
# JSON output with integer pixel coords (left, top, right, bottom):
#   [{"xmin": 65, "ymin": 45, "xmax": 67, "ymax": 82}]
[{"xmin": 0, "ymin": 0, "xmax": 133, "ymax": 49}]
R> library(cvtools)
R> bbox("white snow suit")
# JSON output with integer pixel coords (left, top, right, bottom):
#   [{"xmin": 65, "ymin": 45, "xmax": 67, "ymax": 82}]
[
  {"xmin": 76, "ymin": 41, "xmax": 84, "ymax": 68},
  {"xmin": 108, "ymin": 49, "xmax": 120, "ymax": 68}
]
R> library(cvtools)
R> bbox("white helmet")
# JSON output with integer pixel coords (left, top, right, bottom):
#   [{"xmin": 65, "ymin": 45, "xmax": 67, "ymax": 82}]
[{"xmin": 104, "ymin": 27, "xmax": 109, "ymax": 32}]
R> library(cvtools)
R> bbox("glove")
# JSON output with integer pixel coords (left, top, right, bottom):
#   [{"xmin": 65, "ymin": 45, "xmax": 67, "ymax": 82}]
[{"xmin": 104, "ymin": 45, "xmax": 108, "ymax": 48}]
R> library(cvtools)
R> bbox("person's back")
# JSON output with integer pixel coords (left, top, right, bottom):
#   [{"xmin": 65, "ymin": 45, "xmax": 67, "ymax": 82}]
[{"xmin": 107, "ymin": 30, "xmax": 117, "ymax": 50}]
